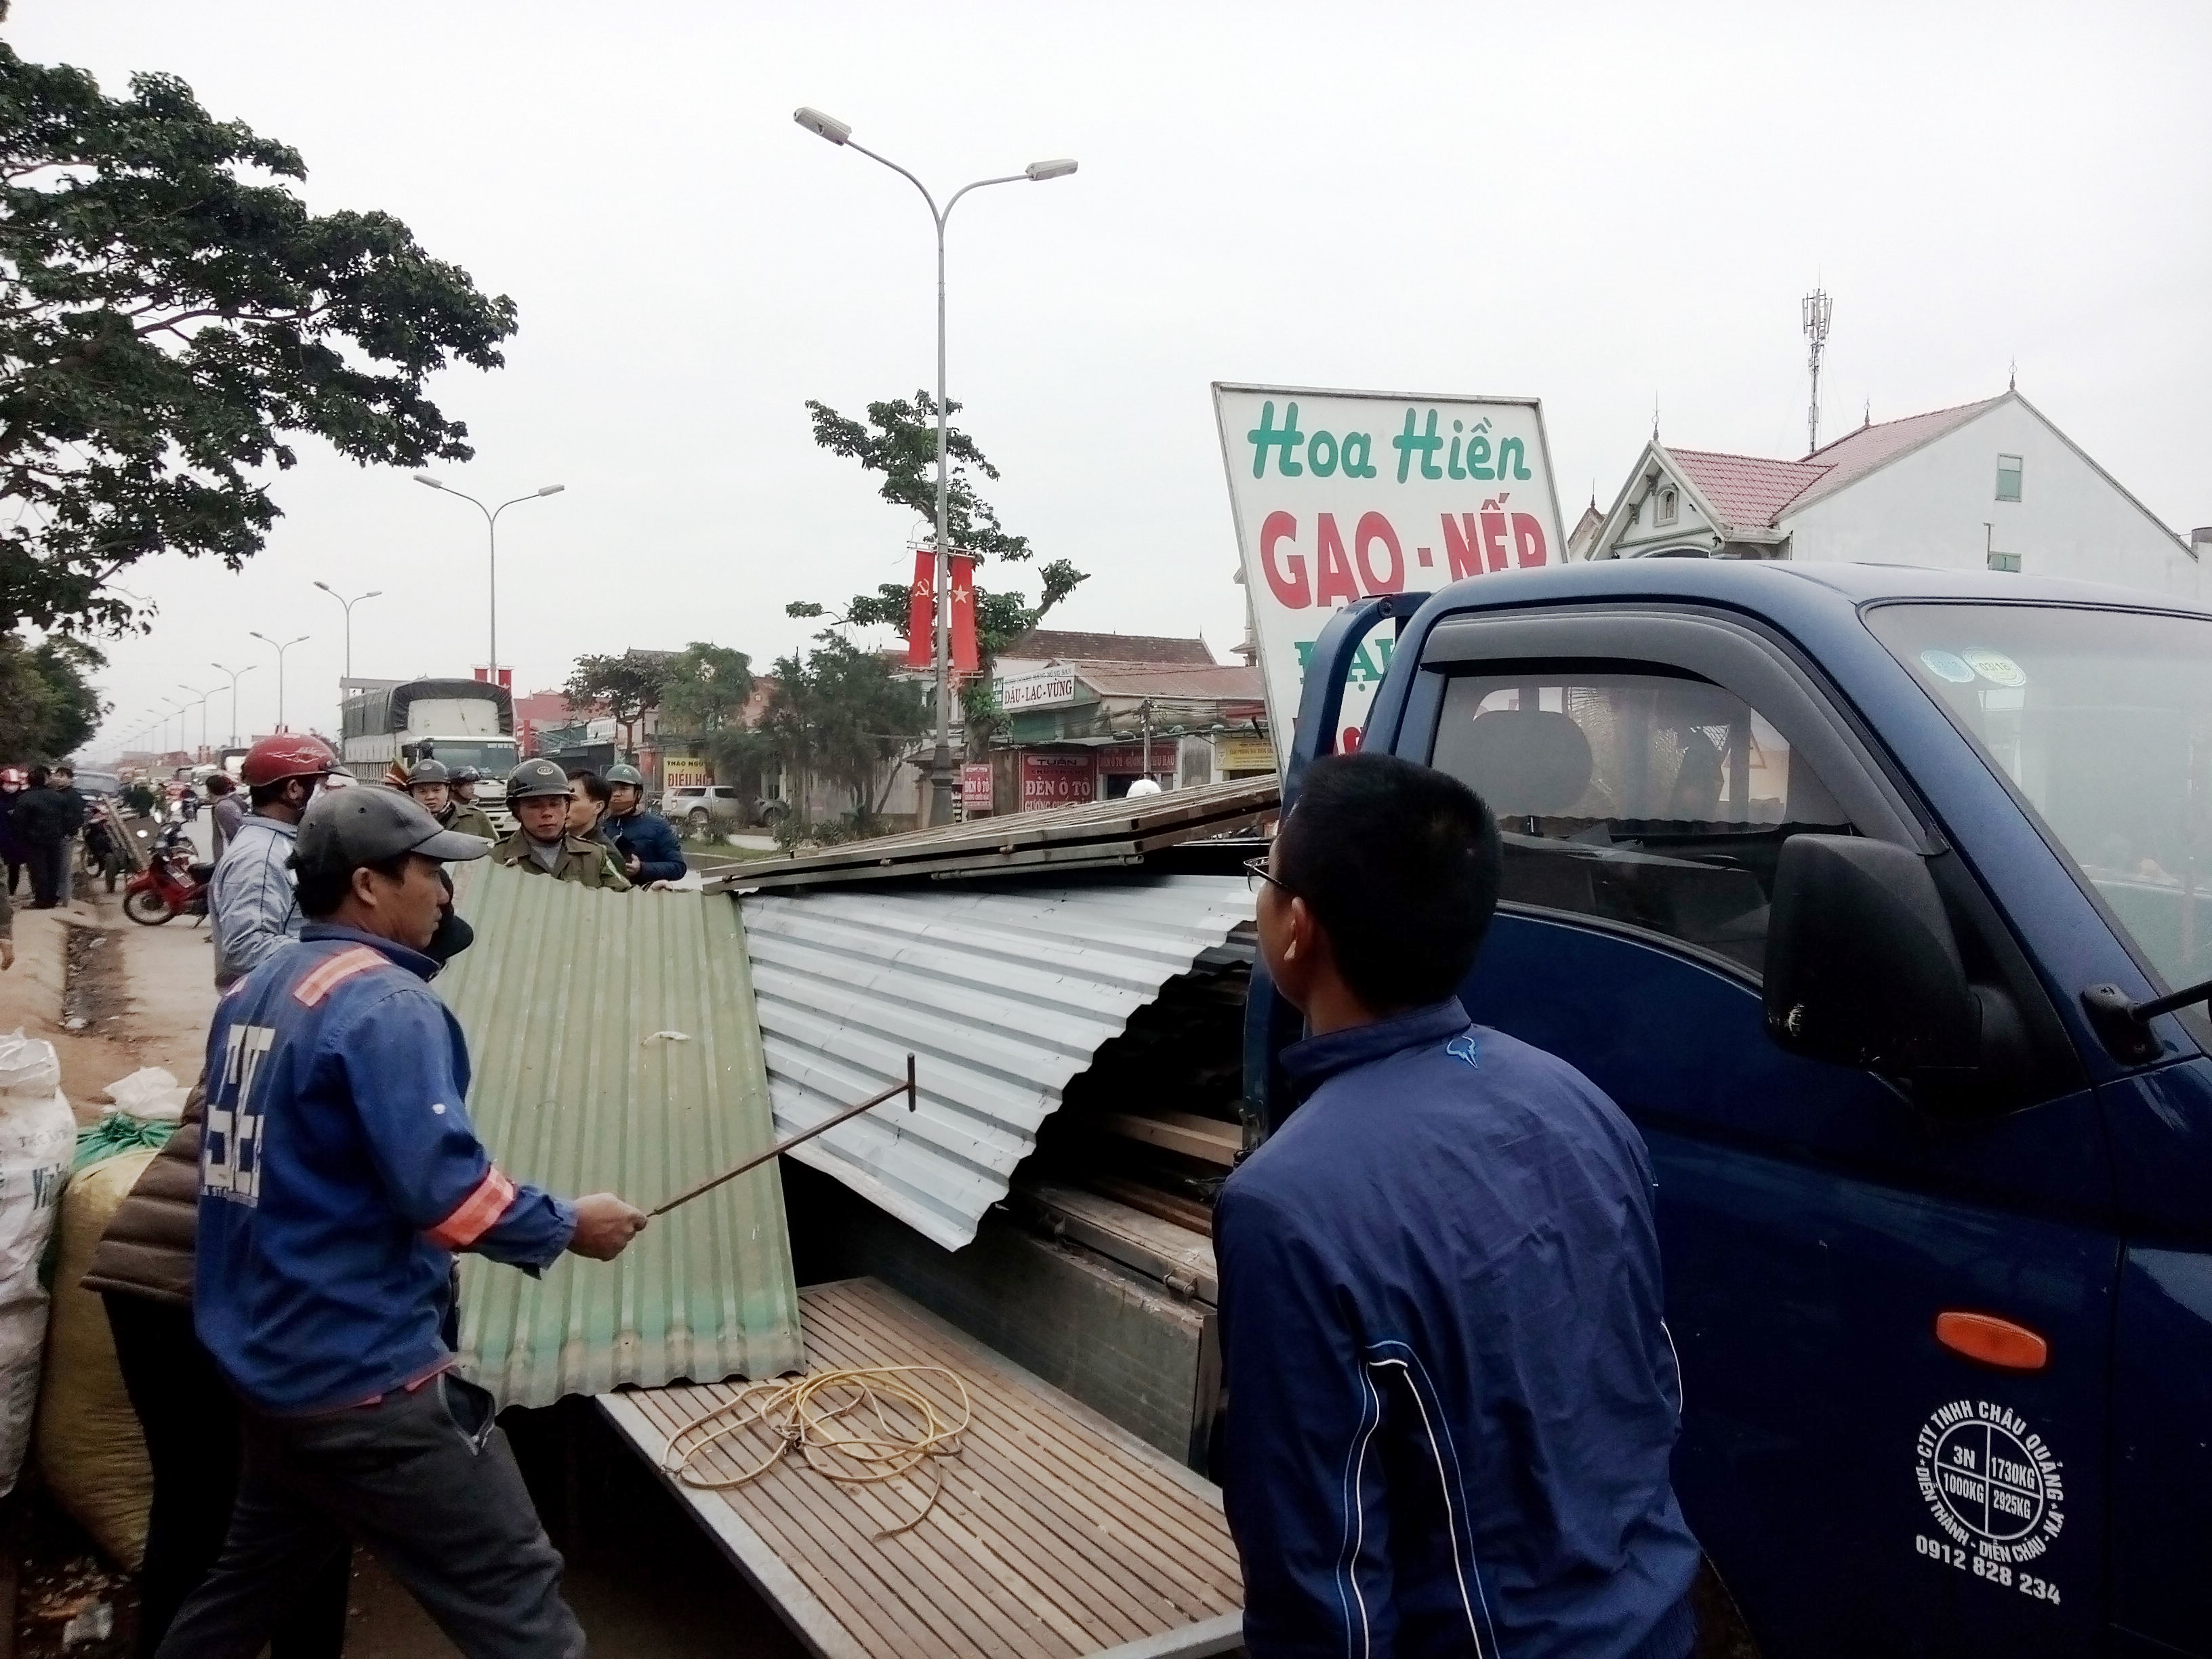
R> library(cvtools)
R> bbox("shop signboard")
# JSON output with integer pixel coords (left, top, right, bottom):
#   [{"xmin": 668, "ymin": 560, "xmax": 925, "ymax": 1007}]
[
  {"xmin": 1215, "ymin": 731, "xmax": 1275, "ymax": 774},
  {"xmin": 1212, "ymin": 384, "xmax": 1567, "ymax": 769},
  {"xmin": 998, "ymin": 666, "xmax": 1081, "ymax": 712},
  {"xmin": 661, "ymin": 757, "xmax": 711, "ymax": 791},
  {"xmin": 960, "ymin": 762, "xmax": 994, "ymax": 815},
  {"xmin": 1094, "ymin": 744, "xmax": 1169, "ymax": 776},
  {"xmin": 1019, "ymin": 752, "xmax": 1094, "ymax": 811}
]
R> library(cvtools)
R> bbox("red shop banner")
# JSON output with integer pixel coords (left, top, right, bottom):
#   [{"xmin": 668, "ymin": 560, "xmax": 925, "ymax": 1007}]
[{"xmin": 1019, "ymin": 752, "xmax": 1095, "ymax": 811}]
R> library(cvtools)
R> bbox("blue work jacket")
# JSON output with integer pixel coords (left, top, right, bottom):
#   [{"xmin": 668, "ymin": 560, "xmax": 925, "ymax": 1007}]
[
  {"xmin": 606, "ymin": 808, "xmax": 686, "ymax": 884},
  {"xmin": 1215, "ymin": 1001, "xmax": 1701, "ymax": 1659},
  {"xmin": 194, "ymin": 924, "xmax": 575, "ymax": 1414}
]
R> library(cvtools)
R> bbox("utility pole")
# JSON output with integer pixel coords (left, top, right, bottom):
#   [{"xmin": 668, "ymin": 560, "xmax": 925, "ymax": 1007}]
[
  {"xmin": 412, "ymin": 478, "xmax": 565, "ymax": 684},
  {"xmin": 1802, "ymin": 287, "xmax": 1833, "ymax": 455}
]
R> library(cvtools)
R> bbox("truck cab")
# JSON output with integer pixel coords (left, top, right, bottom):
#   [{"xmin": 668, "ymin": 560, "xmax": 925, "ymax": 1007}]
[{"xmin": 1263, "ymin": 560, "xmax": 2211, "ymax": 1657}]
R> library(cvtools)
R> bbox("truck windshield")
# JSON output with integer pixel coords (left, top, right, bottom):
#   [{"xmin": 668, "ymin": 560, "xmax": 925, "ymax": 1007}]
[
  {"xmin": 409, "ymin": 741, "xmax": 517, "ymax": 773},
  {"xmin": 1866, "ymin": 602, "xmax": 2212, "ymax": 993}
]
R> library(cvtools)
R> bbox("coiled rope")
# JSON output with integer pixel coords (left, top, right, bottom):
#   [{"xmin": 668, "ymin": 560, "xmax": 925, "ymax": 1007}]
[{"xmin": 661, "ymin": 1366, "xmax": 972, "ymax": 1539}]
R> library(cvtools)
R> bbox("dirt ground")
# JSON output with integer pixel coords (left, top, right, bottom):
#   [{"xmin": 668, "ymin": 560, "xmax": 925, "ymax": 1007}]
[{"xmin": 2, "ymin": 879, "xmax": 800, "ymax": 1658}]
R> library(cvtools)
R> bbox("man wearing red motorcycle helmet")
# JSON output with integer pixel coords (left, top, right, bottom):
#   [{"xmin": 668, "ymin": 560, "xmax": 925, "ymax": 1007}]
[{"xmin": 209, "ymin": 735, "xmax": 337, "ymax": 989}]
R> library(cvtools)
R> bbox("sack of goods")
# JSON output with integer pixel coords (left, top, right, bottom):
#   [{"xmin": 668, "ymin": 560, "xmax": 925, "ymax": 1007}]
[
  {"xmin": 0, "ymin": 1029, "xmax": 77, "ymax": 1496},
  {"xmin": 37, "ymin": 1145, "xmax": 161, "ymax": 1568}
]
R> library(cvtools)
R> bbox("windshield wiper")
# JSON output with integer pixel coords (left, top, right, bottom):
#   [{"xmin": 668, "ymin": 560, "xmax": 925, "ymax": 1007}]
[{"xmin": 2082, "ymin": 975, "xmax": 2212, "ymax": 1063}]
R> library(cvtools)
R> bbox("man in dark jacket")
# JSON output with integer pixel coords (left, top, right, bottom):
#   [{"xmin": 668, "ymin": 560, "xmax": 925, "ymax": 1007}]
[
  {"xmin": 1217, "ymin": 753, "xmax": 1700, "ymax": 1659},
  {"xmin": 155, "ymin": 787, "xmax": 644, "ymax": 1658},
  {"xmin": 601, "ymin": 764, "xmax": 684, "ymax": 885},
  {"xmin": 12, "ymin": 764, "xmax": 85, "ymax": 909}
]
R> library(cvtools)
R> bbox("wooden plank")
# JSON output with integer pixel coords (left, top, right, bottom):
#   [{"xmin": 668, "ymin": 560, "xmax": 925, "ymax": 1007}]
[
  {"xmin": 600, "ymin": 1277, "xmax": 1244, "ymax": 1659},
  {"xmin": 1015, "ymin": 1182, "xmax": 1218, "ymax": 1304},
  {"xmin": 1081, "ymin": 1175, "xmax": 1214, "ymax": 1237},
  {"xmin": 1097, "ymin": 1111, "xmax": 1242, "ymax": 1167}
]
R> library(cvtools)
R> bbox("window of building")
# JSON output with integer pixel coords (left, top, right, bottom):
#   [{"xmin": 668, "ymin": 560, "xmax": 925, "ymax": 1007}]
[
  {"xmin": 1996, "ymin": 454, "xmax": 2024, "ymax": 502},
  {"xmin": 1657, "ymin": 487, "xmax": 1678, "ymax": 526},
  {"xmin": 1428, "ymin": 672, "xmax": 1851, "ymax": 974},
  {"xmin": 1988, "ymin": 551, "xmax": 2022, "ymax": 573}
]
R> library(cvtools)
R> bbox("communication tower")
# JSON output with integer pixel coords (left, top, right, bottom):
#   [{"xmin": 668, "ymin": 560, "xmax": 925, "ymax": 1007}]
[{"xmin": 1802, "ymin": 287, "xmax": 1833, "ymax": 454}]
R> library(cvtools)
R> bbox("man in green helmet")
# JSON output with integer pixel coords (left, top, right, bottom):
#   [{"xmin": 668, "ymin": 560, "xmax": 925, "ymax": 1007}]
[
  {"xmin": 488, "ymin": 760, "xmax": 632, "ymax": 890},
  {"xmin": 406, "ymin": 758, "xmax": 500, "ymax": 845}
]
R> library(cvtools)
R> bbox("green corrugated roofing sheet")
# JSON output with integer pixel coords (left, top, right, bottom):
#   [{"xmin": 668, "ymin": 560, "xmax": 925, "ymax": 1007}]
[{"xmin": 434, "ymin": 864, "xmax": 802, "ymax": 1408}]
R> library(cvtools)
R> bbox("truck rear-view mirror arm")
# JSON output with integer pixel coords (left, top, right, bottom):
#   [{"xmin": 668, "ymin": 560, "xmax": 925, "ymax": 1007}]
[
  {"xmin": 2081, "ymin": 975, "xmax": 2212, "ymax": 1065},
  {"xmin": 1284, "ymin": 592, "xmax": 1430, "ymax": 806}
]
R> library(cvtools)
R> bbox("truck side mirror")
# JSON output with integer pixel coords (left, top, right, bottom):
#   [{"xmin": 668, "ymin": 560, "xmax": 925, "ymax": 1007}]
[{"xmin": 1764, "ymin": 836, "xmax": 1981, "ymax": 1076}]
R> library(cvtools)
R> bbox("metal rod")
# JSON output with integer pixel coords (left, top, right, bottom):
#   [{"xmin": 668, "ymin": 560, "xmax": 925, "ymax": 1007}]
[
  {"xmin": 2128, "ymin": 975, "xmax": 2212, "ymax": 1023},
  {"xmin": 649, "ymin": 1053, "xmax": 916, "ymax": 1217}
]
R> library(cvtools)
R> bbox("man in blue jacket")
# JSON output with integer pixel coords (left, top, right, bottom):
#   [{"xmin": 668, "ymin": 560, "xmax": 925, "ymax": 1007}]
[
  {"xmin": 602, "ymin": 764, "xmax": 686, "ymax": 885},
  {"xmin": 1219, "ymin": 753, "xmax": 1700, "ymax": 1658},
  {"xmin": 158, "ymin": 787, "xmax": 647, "ymax": 1659}
]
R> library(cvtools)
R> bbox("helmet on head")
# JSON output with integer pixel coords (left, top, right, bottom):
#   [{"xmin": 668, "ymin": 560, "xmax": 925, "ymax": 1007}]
[
  {"xmin": 240, "ymin": 733, "xmax": 338, "ymax": 789},
  {"xmin": 605, "ymin": 763, "xmax": 644, "ymax": 788},
  {"xmin": 506, "ymin": 758, "xmax": 573, "ymax": 800},
  {"xmin": 449, "ymin": 766, "xmax": 481, "ymax": 785},
  {"xmin": 295, "ymin": 786, "xmax": 493, "ymax": 875},
  {"xmin": 407, "ymin": 758, "xmax": 451, "ymax": 787}
]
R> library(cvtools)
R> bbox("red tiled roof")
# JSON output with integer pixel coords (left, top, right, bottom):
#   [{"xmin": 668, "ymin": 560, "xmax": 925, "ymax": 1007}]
[
  {"xmin": 1667, "ymin": 451, "xmax": 1830, "ymax": 531},
  {"xmin": 1784, "ymin": 397, "xmax": 2003, "ymax": 514},
  {"xmin": 1002, "ymin": 629, "xmax": 1216, "ymax": 665},
  {"xmin": 1666, "ymin": 396, "xmax": 2005, "ymax": 531}
]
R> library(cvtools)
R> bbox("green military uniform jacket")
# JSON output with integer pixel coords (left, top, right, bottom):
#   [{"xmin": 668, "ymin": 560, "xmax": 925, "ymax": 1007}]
[
  {"xmin": 444, "ymin": 803, "xmax": 501, "ymax": 844},
  {"xmin": 489, "ymin": 830, "xmax": 633, "ymax": 890}
]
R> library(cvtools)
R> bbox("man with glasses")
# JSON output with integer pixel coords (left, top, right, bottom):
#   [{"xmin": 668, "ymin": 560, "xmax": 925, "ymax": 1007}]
[
  {"xmin": 209, "ymin": 735, "xmax": 338, "ymax": 989},
  {"xmin": 1219, "ymin": 752, "xmax": 1700, "ymax": 1659}
]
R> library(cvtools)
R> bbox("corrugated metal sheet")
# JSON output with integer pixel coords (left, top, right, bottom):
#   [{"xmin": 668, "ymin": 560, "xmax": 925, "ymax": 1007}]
[
  {"xmin": 715, "ymin": 776, "xmax": 1275, "ymax": 893},
  {"xmin": 436, "ymin": 863, "xmax": 804, "ymax": 1408},
  {"xmin": 741, "ymin": 874, "xmax": 1258, "ymax": 1250}
]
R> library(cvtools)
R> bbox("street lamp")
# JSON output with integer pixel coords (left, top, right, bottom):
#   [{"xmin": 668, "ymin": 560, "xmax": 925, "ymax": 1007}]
[
  {"xmin": 249, "ymin": 632, "xmax": 309, "ymax": 731},
  {"xmin": 210, "ymin": 661, "xmax": 257, "ymax": 748},
  {"xmin": 794, "ymin": 105, "xmax": 1077, "ymax": 826},
  {"xmin": 312, "ymin": 582, "xmax": 383, "ymax": 680},
  {"xmin": 159, "ymin": 699, "xmax": 186, "ymax": 759},
  {"xmin": 178, "ymin": 684, "xmax": 220, "ymax": 760},
  {"xmin": 411, "ymin": 477, "xmax": 565, "ymax": 682}
]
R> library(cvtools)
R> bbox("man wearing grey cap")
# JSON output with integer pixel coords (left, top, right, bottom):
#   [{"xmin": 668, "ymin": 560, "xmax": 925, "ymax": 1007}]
[{"xmin": 157, "ymin": 789, "xmax": 646, "ymax": 1659}]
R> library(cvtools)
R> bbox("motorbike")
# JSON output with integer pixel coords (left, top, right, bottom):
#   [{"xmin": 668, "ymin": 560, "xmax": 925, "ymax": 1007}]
[{"xmin": 123, "ymin": 823, "xmax": 212, "ymax": 926}]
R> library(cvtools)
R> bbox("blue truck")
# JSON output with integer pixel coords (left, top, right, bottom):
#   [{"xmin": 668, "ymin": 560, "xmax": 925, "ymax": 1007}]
[{"xmin": 1246, "ymin": 558, "xmax": 2211, "ymax": 1656}]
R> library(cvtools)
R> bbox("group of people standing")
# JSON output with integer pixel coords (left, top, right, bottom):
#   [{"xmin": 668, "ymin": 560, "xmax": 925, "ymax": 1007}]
[{"xmin": 0, "ymin": 762, "xmax": 87, "ymax": 909}]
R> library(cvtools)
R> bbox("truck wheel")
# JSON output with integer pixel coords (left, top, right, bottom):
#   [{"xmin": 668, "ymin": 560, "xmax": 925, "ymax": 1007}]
[
  {"xmin": 123, "ymin": 888, "xmax": 175, "ymax": 926},
  {"xmin": 688, "ymin": 809, "xmax": 711, "ymax": 834}
]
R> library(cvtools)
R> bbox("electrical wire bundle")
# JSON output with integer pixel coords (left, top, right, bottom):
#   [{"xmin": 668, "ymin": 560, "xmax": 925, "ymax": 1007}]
[{"xmin": 661, "ymin": 1365, "xmax": 973, "ymax": 1539}]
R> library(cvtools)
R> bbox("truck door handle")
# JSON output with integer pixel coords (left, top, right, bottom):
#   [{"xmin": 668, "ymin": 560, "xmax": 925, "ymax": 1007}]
[{"xmin": 1935, "ymin": 1311, "xmax": 2048, "ymax": 1370}]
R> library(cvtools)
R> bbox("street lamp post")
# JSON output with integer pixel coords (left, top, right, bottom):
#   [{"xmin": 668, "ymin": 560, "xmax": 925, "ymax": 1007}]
[
  {"xmin": 411, "ymin": 478, "xmax": 565, "ymax": 682},
  {"xmin": 178, "ymin": 685, "xmax": 220, "ymax": 761},
  {"xmin": 312, "ymin": 582, "xmax": 383, "ymax": 680},
  {"xmin": 210, "ymin": 662, "xmax": 257, "ymax": 748},
  {"xmin": 794, "ymin": 106, "xmax": 1076, "ymax": 826},
  {"xmin": 249, "ymin": 632, "xmax": 309, "ymax": 731}
]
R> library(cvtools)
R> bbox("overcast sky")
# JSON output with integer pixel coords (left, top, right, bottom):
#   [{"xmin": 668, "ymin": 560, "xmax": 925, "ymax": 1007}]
[{"xmin": 15, "ymin": 1, "xmax": 2209, "ymax": 758}]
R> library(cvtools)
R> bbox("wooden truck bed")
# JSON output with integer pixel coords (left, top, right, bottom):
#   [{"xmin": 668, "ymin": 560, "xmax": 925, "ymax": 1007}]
[{"xmin": 599, "ymin": 1278, "xmax": 1244, "ymax": 1659}]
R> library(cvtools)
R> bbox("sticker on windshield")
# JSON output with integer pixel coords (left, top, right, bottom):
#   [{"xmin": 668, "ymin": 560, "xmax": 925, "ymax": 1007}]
[
  {"xmin": 1913, "ymin": 1399, "xmax": 2066, "ymax": 1608},
  {"xmin": 1919, "ymin": 649, "xmax": 1978, "ymax": 684},
  {"xmin": 1963, "ymin": 649, "xmax": 2028, "ymax": 688}
]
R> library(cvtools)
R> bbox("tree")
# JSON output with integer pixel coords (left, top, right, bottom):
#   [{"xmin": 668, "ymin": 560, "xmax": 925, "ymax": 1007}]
[
  {"xmin": 563, "ymin": 649, "xmax": 670, "ymax": 758},
  {"xmin": 746, "ymin": 636, "xmax": 926, "ymax": 833},
  {"xmin": 656, "ymin": 641, "xmax": 754, "ymax": 737},
  {"xmin": 0, "ymin": 46, "xmax": 518, "ymax": 635},
  {"xmin": 785, "ymin": 392, "xmax": 1087, "ymax": 752},
  {"xmin": 0, "ymin": 631, "xmax": 104, "ymax": 761}
]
